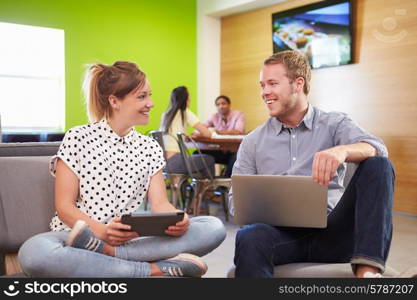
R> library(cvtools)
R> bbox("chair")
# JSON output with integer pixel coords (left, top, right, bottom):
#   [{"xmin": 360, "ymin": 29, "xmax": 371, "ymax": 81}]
[
  {"xmin": 176, "ymin": 133, "xmax": 231, "ymax": 220},
  {"xmin": 149, "ymin": 131, "xmax": 189, "ymax": 209}
]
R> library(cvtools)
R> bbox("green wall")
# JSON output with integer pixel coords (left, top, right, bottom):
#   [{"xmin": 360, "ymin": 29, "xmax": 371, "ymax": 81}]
[{"xmin": 0, "ymin": 0, "xmax": 197, "ymax": 134}]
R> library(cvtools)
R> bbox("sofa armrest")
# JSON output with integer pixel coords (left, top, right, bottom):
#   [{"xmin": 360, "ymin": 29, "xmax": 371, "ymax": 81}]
[{"xmin": 0, "ymin": 157, "xmax": 55, "ymax": 253}]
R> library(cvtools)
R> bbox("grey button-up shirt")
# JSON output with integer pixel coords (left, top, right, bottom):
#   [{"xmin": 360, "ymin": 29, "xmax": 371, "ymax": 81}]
[{"xmin": 229, "ymin": 105, "xmax": 388, "ymax": 215}]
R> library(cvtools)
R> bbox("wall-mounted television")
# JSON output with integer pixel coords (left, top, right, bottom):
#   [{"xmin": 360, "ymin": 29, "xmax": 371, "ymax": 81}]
[{"xmin": 272, "ymin": 0, "xmax": 353, "ymax": 69}]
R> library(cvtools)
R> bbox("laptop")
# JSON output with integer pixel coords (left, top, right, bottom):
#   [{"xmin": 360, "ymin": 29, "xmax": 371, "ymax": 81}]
[{"xmin": 232, "ymin": 175, "xmax": 328, "ymax": 228}]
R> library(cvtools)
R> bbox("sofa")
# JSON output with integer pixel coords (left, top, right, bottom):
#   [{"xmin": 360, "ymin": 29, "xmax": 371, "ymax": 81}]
[
  {"xmin": 0, "ymin": 143, "xmax": 399, "ymax": 277},
  {"xmin": 0, "ymin": 142, "xmax": 61, "ymax": 157},
  {"xmin": 0, "ymin": 142, "xmax": 60, "ymax": 276}
]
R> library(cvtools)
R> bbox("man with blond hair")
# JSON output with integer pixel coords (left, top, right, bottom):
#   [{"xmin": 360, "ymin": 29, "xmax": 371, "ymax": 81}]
[{"xmin": 230, "ymin": 50, "xmax": 395, "ymax": 278}]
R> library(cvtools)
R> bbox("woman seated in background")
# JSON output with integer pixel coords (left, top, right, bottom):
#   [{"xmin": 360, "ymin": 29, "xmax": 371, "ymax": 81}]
[
  {"xmin": 18, "ymin": 61, "xmax": 226, "ymax": 278},
  {"xmin": 160, "ymin": 86, "xmax": 215, "ymax": 178}
]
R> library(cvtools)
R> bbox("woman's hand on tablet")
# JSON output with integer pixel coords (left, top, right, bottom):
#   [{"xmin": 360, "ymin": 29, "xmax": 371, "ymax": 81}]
[
  {"xmin": 165, "ymin": 212, "xmax": 190, "ymax": 236},
  {"xmin": 104, "ymin": 217, "xmax": 139, "ymax": 246}
]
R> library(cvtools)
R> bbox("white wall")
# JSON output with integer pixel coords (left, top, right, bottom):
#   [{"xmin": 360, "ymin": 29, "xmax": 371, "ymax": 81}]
[
  {"xmin": 196, "ymin": 6, "xmax": 220, "ymax": 121},
  {"xmin": 196, "ymin": 0, "xmax": 286, "ymax": 120},
  {"xmin": 200, "ymin": 0, "xmax": 286, "ymax": 17},
  {"xmin": 197, "ymin": 0, "xmax": 288, "ymax": 121}
]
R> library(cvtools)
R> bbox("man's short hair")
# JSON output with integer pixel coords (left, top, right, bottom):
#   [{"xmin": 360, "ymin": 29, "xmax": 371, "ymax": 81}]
[
  {"xmin": 264, "ymin": 50, "xmax": 311, "ymax": 95},
  {"xmin": 215, "ymin": 95, "xmax": 231, "ymax": 105}
]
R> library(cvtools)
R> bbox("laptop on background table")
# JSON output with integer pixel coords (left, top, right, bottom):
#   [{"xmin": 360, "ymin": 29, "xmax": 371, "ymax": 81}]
[{"xmin": 232, "ymin": 175, "xmax": 328, "ymax": 228}]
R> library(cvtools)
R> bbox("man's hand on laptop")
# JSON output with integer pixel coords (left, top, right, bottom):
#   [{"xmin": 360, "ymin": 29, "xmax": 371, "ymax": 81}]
[{"xmin": 312, "ymin": 146, "xmax": 347, "ymax": 186}]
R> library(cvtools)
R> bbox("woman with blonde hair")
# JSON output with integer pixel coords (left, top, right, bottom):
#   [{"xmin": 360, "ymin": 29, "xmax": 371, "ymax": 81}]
[{"xmin": 18, "ymin": 61, "xmax": 226, "ymax": 277}]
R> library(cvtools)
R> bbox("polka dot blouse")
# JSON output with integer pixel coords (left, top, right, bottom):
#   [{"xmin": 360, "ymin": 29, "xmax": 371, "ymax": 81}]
[{"xmin": 49, "ymin": 119, "xmax": 166, "ymax": 232}]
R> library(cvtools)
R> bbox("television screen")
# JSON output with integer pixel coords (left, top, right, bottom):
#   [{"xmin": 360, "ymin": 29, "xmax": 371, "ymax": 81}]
[{"xmin": 272, "ymin": 0, "xmax": 353, "ymax": 69}]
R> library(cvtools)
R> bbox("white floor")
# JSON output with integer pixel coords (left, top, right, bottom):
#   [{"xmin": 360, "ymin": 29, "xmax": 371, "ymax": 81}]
[{"xmin": 201, "ymin": 210, "xmax": 417, "ymax": 278}]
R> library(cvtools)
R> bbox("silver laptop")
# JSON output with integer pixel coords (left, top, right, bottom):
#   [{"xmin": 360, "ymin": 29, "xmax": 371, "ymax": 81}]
[{"xmin": 232, "ymin": 175, "xmax": 328, "ymax": 228}]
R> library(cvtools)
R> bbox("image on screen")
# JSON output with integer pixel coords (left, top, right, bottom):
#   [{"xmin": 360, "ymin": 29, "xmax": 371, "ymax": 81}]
[{"xmin": 272, "ymin": 0, "xmax": 353, "ymax": 69}]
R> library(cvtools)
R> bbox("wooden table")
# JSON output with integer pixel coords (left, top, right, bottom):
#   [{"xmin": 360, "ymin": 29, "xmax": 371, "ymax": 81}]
[{"xmin": 188, "ymin": 135, "xmax": 244, "ymax": 152}]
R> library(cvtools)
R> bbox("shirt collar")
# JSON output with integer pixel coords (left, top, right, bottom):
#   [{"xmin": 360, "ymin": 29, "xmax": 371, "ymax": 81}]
[
  {"xmin": 271, "ymin": 104, "xmax": 314, "ymax": 135},
  {"xmin": 270, "ymin": 118, "xmax": 284, "ymax": 136},
  {"xmin": 302, "ymin": 104, "xmax": 314, "ymax": 130},
  {"xmin": 218, "ymin": 110, "xmax": 233, "ymax": 120},
  {"xmin": 98, "ymin": 119, "xmax": 136, "ymax": 145}
]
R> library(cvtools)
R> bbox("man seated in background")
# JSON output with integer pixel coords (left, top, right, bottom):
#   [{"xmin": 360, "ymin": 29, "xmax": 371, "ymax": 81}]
[
  {"xmin": 205, "ymin": 95, "xmax": 245, "ymax": 136},
  {"xmin": 199, "ymin": 95, "xmax": 246, "ymax": 177}
]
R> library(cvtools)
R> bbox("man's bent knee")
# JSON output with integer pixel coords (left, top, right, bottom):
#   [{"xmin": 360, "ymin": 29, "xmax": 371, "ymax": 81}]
[
  {"xmin": 361, "ymin": 156, "xmax": 392, "ymax": 169},
  {"xmin": 359, "ymin": 156, "xmax": 394, "ymax": 179},
  {"xmin": 236, "ymin": 223, "xmax": 276, "ymax": 247}
]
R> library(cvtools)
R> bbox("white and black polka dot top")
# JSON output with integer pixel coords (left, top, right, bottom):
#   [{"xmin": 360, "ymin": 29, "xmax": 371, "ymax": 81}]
[{"xmin": 49, "ymin": 119, "xmax": 165, "ymax": 232}]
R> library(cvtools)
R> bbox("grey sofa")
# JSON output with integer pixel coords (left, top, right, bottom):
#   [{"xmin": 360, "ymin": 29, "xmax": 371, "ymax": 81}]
[
  {"xmin": 0, "ymin": 142, "xmax": 60, "ymax": 157},
  {"xmin": 0, "ymin": 142, "xmax": 60, "ymax": 276},
  {"xmin": 0, "ymin": 143, "xmax": 399, "ymax": 277}
]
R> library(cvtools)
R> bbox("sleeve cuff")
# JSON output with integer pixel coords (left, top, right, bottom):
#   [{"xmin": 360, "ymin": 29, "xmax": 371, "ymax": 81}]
[
  {"xmin": 359, "ymin": 139, "xmax": 388, "ymax": 157},
  {"xmin": 49, "ymin": 154, "xmax": 80, "ymax": 179},
  {"xmin": 150, "ymin": 160, "xmax": 166, "ymax": 177}
]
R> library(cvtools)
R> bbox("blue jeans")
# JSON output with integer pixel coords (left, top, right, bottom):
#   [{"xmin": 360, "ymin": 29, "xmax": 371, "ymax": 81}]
[
  {"xmin": 199, "ymin": 150, "xmax": 237, "ymax": 178},
  {"xmin": 234, "ymin": 157, "xmax": 395, "ymax": 278},
  {"xmin": 18, "ymin": 216, "xmax": 226, "ymax": 277}
]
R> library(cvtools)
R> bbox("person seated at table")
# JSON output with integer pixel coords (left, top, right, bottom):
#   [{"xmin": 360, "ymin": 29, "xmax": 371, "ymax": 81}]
[
  {"xmin": 160, "ymin": 86, "xmax": 215, "ymax": 178},
  {"xmin": 199, "ymin": 95, "xmax": 246, "ymax": 177},
  {"xmin": 205, "ymin": 95, "xmax": 245, "ymax": 136}
]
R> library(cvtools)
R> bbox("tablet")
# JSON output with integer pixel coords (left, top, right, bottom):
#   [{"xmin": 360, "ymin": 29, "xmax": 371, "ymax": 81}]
[{"xmin": 121, "ymin": 212, "xmax": 185, "ymax": 236}]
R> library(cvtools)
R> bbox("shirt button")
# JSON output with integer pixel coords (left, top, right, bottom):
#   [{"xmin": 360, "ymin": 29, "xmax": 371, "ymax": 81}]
[
  {"xmin": 292, "ymin": 157, "xmax": 296, "ymax": 161},
  {"xmin": 292, "ymin": 135, "xmax": 295, "ymax": 138}
]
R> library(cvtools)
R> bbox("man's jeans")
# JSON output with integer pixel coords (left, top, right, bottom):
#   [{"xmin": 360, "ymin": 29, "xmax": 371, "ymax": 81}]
[
  {"xmin": 200, "ymin": 150, "xmax": 237, "ymax": 178},
  {"xmin": 234, "ymin": 157, "xmax": 395, "ymax": 278}
]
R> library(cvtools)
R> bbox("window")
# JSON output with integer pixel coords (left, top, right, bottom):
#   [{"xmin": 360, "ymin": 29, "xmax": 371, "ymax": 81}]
[{"xmin": 0, "ymin": 22, "xmax": 65, "ymax": 132}]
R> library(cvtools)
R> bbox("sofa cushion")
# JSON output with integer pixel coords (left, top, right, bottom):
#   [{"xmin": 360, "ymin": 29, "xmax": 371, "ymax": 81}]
[
  {"xmin": 0, "ymin": 142, "xmax": 60, "ymax": 157},
  {"xmin": 0, "ymin": 156, "xmax": 55, "ymax": 252},
  {"xmin": 227, "ymin": 263, "xmax": 399, "ymax": 278}
]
